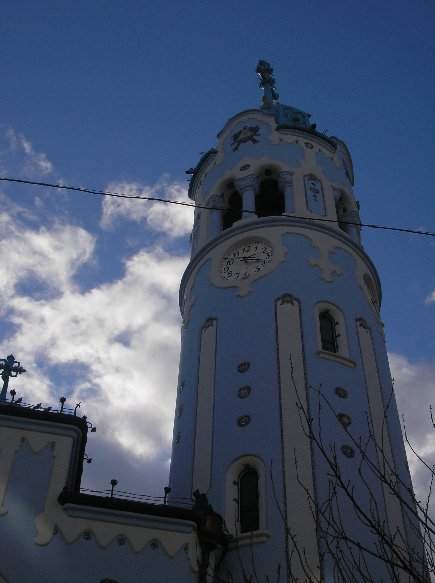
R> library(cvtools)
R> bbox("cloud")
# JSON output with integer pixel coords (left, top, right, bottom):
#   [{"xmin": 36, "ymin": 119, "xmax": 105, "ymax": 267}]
[
  {"xmin": 389, "ymin": 352, "xmax": 435, "ymax": 516},
  {"xmin": 425, "ymin": 291, "xmax": 435, "ymax": 305},
  {"xmin": 100, "ymin": 176, "xmax": 193, "ymax": 239},
  {"xmin": 0, "ymin": 126, "xmax": 53, "ymax": 177},
  {"xmin": 0, "ymin": 211, "xmax": 95, "ymax": 302},
  {"xmin": 0, "ymin": 195, "xmax": 188, "ymax": 493},
  {"xmin": 6, "ymin": 247, "xmax": 186, "ymax": 449}
]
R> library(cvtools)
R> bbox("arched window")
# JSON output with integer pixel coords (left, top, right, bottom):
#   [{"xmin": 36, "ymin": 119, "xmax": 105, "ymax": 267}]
[
  {"xmin": 319, "ymin": 311, "xmax": 337, "ymax": 353},
  {"xmin": 239, "ymin": 467, "xmax": 259, "ymax": 533},
  {"xmin": 223, "ymin": 190, "xmax": 242, "ymax": 230},
  {"xmin": 255, "ymin": 179, "xmax": 284, "ymax": 218},
  {"xmin": 225, "ymin": 456, "xmax": 267, "ymax": 541}
]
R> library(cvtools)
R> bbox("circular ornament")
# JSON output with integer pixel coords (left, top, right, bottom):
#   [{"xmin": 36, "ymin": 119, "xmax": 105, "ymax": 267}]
[
  {"xmin": 335, "ymin": 386, "xmax": 348, "ymax": 399},
  {"xmin": 240, "ymin": 164, "xmax": 251, "ymax": 171},
  {"xmin": 341, "ymin": 445, "xmax": 355, "ymax": 458},
  {"xmin": 150, "ymin": 541, "xmax": 159, "ymax": 550},
  {"xmin": 304, "ymin": 142, "xmax": 313, "ymax": 149},
  {"xmin": 238, "ymin": 386, "xmax": 251, "ymax": 399},
  {"xmin": 337, "ymin": 413, "xmax": 351, "ymax": 428},
  {"xmin": 237, "ymin": 362, "xmax": 251, "ymax": 373},
  {"xmin": 117, "ymin": 536, "xmax": 126, "ymax": 546},
  {"xmin": 237, "ymin": 415, "xmax": 251, "ymax": 427},
  {"xmin": 219, "ymin": 240, "xmax": 274, "ymax": 282}
]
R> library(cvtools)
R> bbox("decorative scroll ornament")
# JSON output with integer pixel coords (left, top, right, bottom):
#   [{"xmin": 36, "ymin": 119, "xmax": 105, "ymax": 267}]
[{"xmin": 231, "ymin": 126, "xmax": 260, "ymax": 151}]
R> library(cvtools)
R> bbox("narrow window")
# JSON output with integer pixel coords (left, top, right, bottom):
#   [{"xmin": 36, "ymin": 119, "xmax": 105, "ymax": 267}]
[
  {"xmin": 239, "ymin": 468, "xmax": 259, "ymax": 532},
  {"xmin": 319, "ymin": 311, "xmax": 337, "ymax": 353},
  {"xmin": 223, "ymin": 190, "xmax": 242, "ymax": 230}
]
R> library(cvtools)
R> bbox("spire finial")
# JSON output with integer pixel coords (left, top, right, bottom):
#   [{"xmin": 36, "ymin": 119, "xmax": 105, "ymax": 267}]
[{"xmin": 256, "ymin": 59, "xmax": 279, "ymax": 109}]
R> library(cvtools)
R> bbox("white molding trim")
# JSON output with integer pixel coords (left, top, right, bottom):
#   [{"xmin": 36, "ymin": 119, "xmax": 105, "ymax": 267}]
[{"xmin": 192, "ymin": 318, "xmax": 217, "ymax": 494}]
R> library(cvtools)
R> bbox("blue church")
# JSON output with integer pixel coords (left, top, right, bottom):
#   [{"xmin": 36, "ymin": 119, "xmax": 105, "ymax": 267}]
[{"xmin": 0, "ymin": 62, "xmax": 427, "ymax": 583}]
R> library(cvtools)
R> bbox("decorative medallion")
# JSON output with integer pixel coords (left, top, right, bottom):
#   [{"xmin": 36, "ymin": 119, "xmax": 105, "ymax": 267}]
[
  {"xmin": 150, "ymin": 541, "xmax": 159, "ymax": 550},
  {"xmin": 231, "ymin": 125, "xmax": 260, "ymax": 151},
  {"xmin": 237, "ymin": 362, "xmax": 251, "ymax": 373},
  {"xmin": 341, "ymin": 445, "xmax": 355, "ymax": 458},
  {"xmin": 117, "ymin": 536, "xmax": 126, "ymax": 546},
  {"xmin": 304, "ymin": 175, "xmax": 326, "ymax": 215},
  {"xmin": 337, "ymin": 413, "xmax": 351, "ymax": 429},
  {"xmin": 238, "ymin": 386, "xmax": 251, "ymax": 399},
  {"xmin": 304, "ymin": 142, "xmax": 313, "ymax": 149},
  {"xmin": 237, "ymin": 415, "xmax": 251, "ymax": 427},
  {"xmin": 240, "ymin": 164, "xmax": 251, "ymax": 171},
  {"xmin": 335, "ymin": 386, "xmax": 348, "ymax": 399}
]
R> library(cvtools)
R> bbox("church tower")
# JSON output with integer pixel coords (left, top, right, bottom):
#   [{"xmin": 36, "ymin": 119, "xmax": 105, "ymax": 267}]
[{"xmin": 169, "ymin": 62, "xmax": 425, "ymax": 582}]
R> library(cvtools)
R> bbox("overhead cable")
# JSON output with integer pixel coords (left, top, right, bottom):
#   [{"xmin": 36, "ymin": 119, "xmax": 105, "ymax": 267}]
[{"xmin": 1, "ymin": 176, "xmax": 433, "ymax": 238}]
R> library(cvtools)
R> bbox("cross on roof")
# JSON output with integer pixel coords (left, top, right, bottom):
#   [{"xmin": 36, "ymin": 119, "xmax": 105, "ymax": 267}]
[
  {"xmin": 0, "ymin": 354, "xmax": 26, "ymax": 402},
  {"xmin": 256, "ymin": 59, "xmax": 279, "ymax": 108}
]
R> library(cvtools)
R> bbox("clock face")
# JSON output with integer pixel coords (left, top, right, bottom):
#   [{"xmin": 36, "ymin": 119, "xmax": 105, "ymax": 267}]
[{"xmin": 219, "ymin": 240, "xmax": 273, "ymax": 281}]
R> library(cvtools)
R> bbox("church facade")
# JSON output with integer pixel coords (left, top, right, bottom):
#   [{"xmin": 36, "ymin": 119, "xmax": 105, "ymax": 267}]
[{"xmin": 0, "ymin": 62, "xmax": 427, "ymax": 583}]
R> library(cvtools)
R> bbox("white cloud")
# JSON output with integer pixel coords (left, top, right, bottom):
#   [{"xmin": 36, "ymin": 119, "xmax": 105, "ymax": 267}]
[
  {"xmin": 6, "ymin": 247, "xmax": 186, "ymax": 451},
  {"xmin": 1, "ymin": 127, "xmax": 53, "ymax": 176},
  {"xmin": 0, "ymin": 211, "xmax": 95, "ymax": 302},
  {"xmin": 1, "ymin": 201, "xmax": 188, "ymax": 492},
  {"xmin": 425, "ymin": 291, "xmax": 435, "ymax": 305},
  {"xmin": 100, "ymin": 176, "xmax": 193, "ymax": 238},
  {"xmin": 389, "ymin": 352, "xmax": 435, "ymax": 518}
]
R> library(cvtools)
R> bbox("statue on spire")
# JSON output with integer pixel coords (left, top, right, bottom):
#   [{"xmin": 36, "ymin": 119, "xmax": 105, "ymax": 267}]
[{"xmin": 256, "ymin": 59, "xmax": 279, "ymax": 108}]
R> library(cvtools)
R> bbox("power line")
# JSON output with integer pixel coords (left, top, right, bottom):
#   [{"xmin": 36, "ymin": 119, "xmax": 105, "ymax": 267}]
[{"xmin": 1, "ymin": 176, "xmax": 434, "ymax": 238}]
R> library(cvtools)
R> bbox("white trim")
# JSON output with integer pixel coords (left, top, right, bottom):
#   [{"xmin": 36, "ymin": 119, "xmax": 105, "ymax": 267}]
[
  {"xmin": 356, "ymin": 321, "xmax": 408, "ymax": 567},
  {"xmin": 228, "ymin": 530, "xmax": 271, "ymax": 549},
  {"xmin": 192, "ymin": 318, "xmax": 217, "ymax": 494},
  {"xmin": 276, "ymin": 295, "xmax": 320, "ymax": 580}
]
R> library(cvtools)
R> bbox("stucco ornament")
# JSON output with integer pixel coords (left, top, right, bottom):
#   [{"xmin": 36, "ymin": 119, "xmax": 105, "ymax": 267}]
[{"xmin": 231, "ymin": 125, "xmax": 260, "ymax": 151}]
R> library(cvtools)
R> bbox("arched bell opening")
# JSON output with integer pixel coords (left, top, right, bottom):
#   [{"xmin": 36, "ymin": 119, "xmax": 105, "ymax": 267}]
[
  {"xmin": 255, "ymin": 176, "xmax": 285, "ymax": 218},
  {"xmin": 222, "ymin": 187, "xmax": 242, "ymax": 230},
  {"xmin": 333, "ymin": 189, "xmax": 362, "ymax": 245}
]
